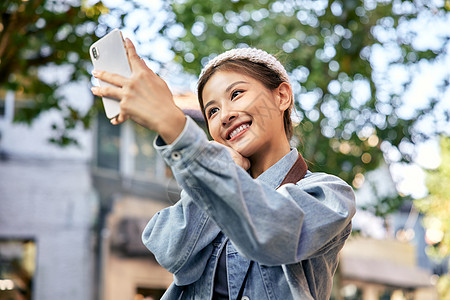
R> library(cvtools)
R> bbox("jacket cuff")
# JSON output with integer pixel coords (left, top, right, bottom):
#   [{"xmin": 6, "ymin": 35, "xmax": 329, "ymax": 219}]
[{"xmin": 153, "ymin": 116, "xmax": 208, "ymax": 168}]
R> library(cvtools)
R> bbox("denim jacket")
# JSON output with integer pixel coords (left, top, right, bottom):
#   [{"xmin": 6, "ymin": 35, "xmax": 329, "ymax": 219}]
[{"xmin": 142, "ymin": 117, "xmax": 356, "ymax": 300}]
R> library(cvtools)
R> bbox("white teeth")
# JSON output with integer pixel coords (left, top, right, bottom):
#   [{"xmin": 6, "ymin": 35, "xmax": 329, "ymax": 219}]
[{"xmin": 229, "ymin": 124, "xmax": 250, "ymax": 139}]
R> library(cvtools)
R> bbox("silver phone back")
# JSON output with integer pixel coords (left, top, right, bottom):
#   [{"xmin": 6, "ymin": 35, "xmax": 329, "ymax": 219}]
[{"xmin": 90, "ymin": 29, "xmax": 132, "ymax": 119}]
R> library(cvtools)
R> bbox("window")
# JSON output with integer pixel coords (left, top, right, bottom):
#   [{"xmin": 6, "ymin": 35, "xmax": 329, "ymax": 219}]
[
  {"xmin": 0, "ymin": 98, "xmax": 4, "ymax": 117},
  {"xmin": 135, "ymin": 287, "xmax": 166, "ymax": 300},
  {"xmin": 133, "ymin": 124, "xmax": 163, "ymax": 179},
  {"xmin": 96, "ymin": 113, "xmax": 121, "ymax": 171},
  {"xmin": 0, "ymin": 239, "xmax": 36, "ymax": 300},
  {"xmin": 0, "ymin": 90, "xmax": 15, "ymax": 120},
  {"xmin": 94, "ymin": 113, "xmax": 169, "ymax": 180}
]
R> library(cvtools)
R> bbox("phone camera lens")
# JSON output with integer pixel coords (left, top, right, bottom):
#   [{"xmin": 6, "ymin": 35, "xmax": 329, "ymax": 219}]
[{"xmin": 92, "ymin": 47, "xmax": 98, "ymax": 59}]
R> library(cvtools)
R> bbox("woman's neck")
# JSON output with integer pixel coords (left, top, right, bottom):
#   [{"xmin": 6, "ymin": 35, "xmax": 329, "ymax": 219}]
[{"xmin": 249, "ymin": 139, "xmax": 291, "ymax": 178}]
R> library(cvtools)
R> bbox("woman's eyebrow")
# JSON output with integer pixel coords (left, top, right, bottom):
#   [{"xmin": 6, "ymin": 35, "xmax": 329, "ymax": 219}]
[
  {"xmin": 203, "ymin": 81, "xmax": 249, "ymax": 112},
  {"xmin": 204, "ymin": 100, "xmax": 217, "ymax": 112},
  {"xmin": 225, "ymin": 81, "xmax": 248, "ymax": 93}
]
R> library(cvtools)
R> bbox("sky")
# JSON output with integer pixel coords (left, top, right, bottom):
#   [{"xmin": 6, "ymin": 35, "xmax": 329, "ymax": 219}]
[{"xmin": 380, "ymin": 8, "xmax": 450, "ymax": 199}]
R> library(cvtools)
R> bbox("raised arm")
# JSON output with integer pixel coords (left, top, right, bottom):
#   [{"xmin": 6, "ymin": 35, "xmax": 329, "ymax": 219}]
[{"xmin": 91, "ymin": 40, "xmax": 222, "ymax": 283}]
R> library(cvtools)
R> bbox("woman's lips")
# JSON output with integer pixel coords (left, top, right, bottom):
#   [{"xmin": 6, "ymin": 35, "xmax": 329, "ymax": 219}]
[{"xmin": 227, "ymin": 122, "xmax": 251, "ymax": 141}]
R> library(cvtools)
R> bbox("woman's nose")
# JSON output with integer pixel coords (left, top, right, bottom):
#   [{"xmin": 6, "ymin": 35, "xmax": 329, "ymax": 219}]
[{"xmin": 220, "ymin": 105, "xmax": 238, "ymax": 125}]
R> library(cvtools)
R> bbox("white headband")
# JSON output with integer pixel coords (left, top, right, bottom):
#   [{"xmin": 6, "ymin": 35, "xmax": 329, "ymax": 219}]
[{"xmin": 198, "ymin": 47, "xmax": 290, "ymax": 84}]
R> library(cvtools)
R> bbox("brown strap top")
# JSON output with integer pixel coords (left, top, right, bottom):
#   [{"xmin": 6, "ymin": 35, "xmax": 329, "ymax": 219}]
[{"xmin": 279, "ymin": 153, "xmax": 308, "ymax": 186}]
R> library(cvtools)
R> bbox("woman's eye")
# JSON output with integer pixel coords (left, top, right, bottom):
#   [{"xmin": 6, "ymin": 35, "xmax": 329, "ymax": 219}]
[
  {"xmin": 231, "ymin": 90, "xmax": 244, "ymax": 99},
  {"xmin": 208, "ymin": 107, "xmax": 219, "ymax": 118}
]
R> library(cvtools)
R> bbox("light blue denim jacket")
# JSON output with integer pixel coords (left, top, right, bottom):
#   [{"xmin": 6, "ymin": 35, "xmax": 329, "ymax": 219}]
[{"xmin": 142, "ymin": 117, "xmax": 356, "ymax": 300}]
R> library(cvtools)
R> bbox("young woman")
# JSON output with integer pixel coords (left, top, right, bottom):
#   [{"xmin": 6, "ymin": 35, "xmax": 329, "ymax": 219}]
[{"xmin": 92, "ymin": 38, "xmax": 356, "ymax": 300}]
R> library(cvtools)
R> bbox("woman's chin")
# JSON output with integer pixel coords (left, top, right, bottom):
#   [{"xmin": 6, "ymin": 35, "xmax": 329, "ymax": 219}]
[{"xmin": 230, "ymin": 144, "xmax": 255, "ymax": 159}]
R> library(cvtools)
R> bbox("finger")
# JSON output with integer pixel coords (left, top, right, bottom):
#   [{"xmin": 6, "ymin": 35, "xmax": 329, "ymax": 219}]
[
  {"xmin": 242, "ymin": 158, "xmax": 251, "ymax": 170},
  {"xmin": 125, "ymin": 38, "xmax": 142, "ymax": 69},
  {"xmin": 111, "ymin": 113, "xmax": 128, "ymax": 125},
  {"xmin": 92, "ymin": 70, "xmax": 127, "ymax": 88},
  {"xmin": 110, "ymin": 117, "xmax": 120, "ymax": 125},
  {"xmin": 91, "ymin": 85, "xmax": 122, "ymax": 99},
  {"xmin": 125, "ymin": 38, "xmax": 150, "ymax": 72}
]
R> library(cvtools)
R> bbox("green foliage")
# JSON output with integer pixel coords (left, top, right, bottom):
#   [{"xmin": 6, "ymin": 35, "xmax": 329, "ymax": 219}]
[
  {"xmin": 163, "ymin": 0, "xmax": 450, "ymax": 213},
  {"xmin": 415, "ymin": 137, "xmax": 450, "ymax": 256},
  {"xmin": 0, "ymin": 0, "xmax": 109, "ymax": 146},
  {"xmin": 414, "ymin": 136, "xmax": 450, "ymax": 298},
  {"xmin": 1, "ymin": 0, "xmax": 449, "ymax": 216},
  {"xmin": 437, "ymin": 274, "xmax": 450, "ymax": 300},
  {"xmin": 0, "ymin": 0, "xmax": 172, "ymax": 146}
]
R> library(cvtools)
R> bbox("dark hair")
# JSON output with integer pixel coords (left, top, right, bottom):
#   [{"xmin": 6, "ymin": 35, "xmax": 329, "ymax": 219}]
[{"xmin": 197, "ymin": 59, "xmax": 294, "ymax": 140}]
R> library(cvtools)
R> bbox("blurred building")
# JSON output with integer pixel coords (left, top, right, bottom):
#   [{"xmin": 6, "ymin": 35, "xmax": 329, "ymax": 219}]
[
  {"xmin": 336, "ymin": 165, "xmax": 439, "ymax": 299},
  {"xmin": 0, "ymin": 86, "xmax": 203, "ymax": 300},
  {"xmin": 337, "ymin": 237, "xmax": 437, "ymax": 300},
  {"xmin": 0, "ymin": 86, "xmax": 97, "ymax": 300}
]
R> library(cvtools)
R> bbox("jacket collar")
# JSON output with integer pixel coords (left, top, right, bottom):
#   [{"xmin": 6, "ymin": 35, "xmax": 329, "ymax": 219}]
[{"xmin": 255, "ymin": 148, "xmax": 299, "ymax": 189}]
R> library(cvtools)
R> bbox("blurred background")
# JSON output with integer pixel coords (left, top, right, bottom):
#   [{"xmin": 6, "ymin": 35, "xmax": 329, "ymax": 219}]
[{"xmin": 0, "ymin": 0, "xmax": 449, "ymax": 299}]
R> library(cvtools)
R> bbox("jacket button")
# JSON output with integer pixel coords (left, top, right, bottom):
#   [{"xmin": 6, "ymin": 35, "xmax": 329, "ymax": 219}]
[
  {"xmin": 171, "ymin": 151, "xmax": 181, "ymax": 161},
  {"xmin": 241, "ymin": 297, "xmax": 250, "ymax": 300}
]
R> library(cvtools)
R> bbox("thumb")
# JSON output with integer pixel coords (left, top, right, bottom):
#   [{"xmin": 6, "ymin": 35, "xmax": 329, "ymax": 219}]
[{"xmin": 124, "ymin": 38, "xmax": 147, "ymax": 71}]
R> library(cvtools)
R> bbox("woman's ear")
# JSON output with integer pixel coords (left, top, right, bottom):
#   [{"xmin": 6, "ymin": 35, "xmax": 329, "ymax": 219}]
[{"xmin": 276, "ymin": 82, "xmax": 293, "ymax": 112}]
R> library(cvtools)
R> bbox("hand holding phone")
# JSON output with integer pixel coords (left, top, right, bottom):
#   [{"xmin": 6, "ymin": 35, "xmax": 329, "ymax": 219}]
[
  {"xmin": 90, "ymin": 29, "xmax": 132, "ymax": 119},
  {"xmin": 90, "ymin": 33, "xmax": 187, "ymax": 144}
]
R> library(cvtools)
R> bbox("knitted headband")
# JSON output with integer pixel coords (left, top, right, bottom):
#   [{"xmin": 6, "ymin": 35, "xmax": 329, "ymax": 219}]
[{"xmin": 198, "ymin": 47, "xmax": 290, "ymax": 84}]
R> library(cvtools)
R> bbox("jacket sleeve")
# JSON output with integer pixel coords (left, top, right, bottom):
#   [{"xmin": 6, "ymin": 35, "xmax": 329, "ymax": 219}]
[
  {"xmin": 141, "ymin": 190, "xmax": 221, "ymax": 285},
  {"xmin": 155, "ymin": 117, "xmax": 356, "ymax": 266}
]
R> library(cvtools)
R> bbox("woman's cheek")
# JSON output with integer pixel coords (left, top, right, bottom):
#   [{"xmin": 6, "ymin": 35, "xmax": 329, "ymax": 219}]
[{"xmin": 209, "ymin": 122, "xmax": 222, "ymax": 142}]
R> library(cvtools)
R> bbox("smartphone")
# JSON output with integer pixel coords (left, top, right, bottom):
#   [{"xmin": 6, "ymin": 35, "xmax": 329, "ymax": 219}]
[{"xmin": 89, "ymin": 29, "xmax": 132, "ymax": 119}]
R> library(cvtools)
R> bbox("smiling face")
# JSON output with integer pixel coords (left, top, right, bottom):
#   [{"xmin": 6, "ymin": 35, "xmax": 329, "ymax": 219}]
[{"xmin": 201, "ymin": 70, "xmax": 291, "ymax": 160}]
